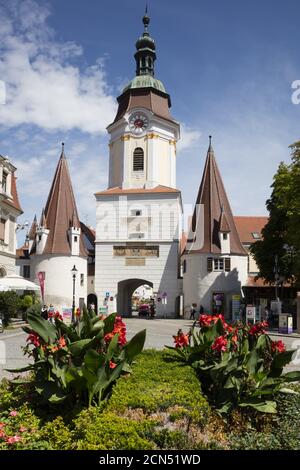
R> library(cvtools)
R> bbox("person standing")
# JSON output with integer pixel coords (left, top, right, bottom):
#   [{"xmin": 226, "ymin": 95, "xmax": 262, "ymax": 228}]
[
  {"xmin": 199, "ymin": 304, "xmax": 204, "ymax": 317},
  {"xmin": 41, "ymin": 304, "xmax": 48, "ymax": 320},
  {"xmin": 263, "ymin": 305, "xmax": 270, "ymax": 322},
  {"xmin": 48, "ymin": 304, "xmax": 55, "ymax": 323},
  {"xmin": 190, "ymin": 304, "xmax": 196, "ymax": 320}
]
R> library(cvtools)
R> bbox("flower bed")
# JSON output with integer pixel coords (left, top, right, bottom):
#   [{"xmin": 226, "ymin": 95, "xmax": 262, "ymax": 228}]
[
  {"xmin": 169, "ymin": 314, "xmax": 300, "ymax": 414},
  {"xmin": 8, "ymin": 308, "xmax": 146, "ymax": 407}
]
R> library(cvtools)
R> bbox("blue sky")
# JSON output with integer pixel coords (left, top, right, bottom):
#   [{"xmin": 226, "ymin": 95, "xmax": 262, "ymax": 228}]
[{"xmin": 1, "ymin": 0, "xmax": 300, "ymax": 243}]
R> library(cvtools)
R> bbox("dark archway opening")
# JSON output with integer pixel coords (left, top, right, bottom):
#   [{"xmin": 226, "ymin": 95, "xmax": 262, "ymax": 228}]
[
  {"xmin": 87, "ymin": 293, "xmax": 98, "ymax": 314},
  {"xmin": 117, "ymin": 278, "xmax": 153, "ymax": 317}
]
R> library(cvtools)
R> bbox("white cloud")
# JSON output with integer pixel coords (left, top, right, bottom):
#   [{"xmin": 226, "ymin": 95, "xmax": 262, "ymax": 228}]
[
  {"xmin": 177, "ymin": 125, "xmax": 201, "ymax": 152},
  {"xmin": 0, "ymin": 0, "xmax": 116, "ymax": 134}
]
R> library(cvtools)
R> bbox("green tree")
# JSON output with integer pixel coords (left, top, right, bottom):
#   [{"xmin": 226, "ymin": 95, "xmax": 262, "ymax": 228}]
[
  {"xmin": 0, "ymin": 291, "xmax": 20, "ymax": 326},
  {"xmin": 251, "ymin": 141, "xmax": 300, "ymax": 285}
]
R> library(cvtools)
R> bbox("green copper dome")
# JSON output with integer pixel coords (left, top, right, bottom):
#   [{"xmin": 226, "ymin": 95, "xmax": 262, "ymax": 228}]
[{"xmin": 123, "ymin": 75, "xmax": 166, "ymax": 93}]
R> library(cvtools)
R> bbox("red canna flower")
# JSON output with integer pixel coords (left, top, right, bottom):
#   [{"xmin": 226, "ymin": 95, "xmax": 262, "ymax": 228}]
[
  {"xmin": 199, "ymin": 314, "xmax": 213, "ymax": 328},
  {"xmin": 109, "ymin": 360, "xmax": 117, "ymax": 369},
  {"xmin": 211, "ymin": 336, "xmax": 228, "ymax": 353},
  {"xmin": 0, "ymin": 422, "xmax": 6, "ymax": 429},
  {"xmin": 271, "ymin": 340, "xmax": 286, "ymax": 354},
  {"xmin": 54, "ymin": 311, "xmax": 63, "ymax": 321},
  {"xmin": 105, "ymin": 316, "xmax": 127, "ymax": 346},
  {"xmin": 57, "ymin": 337, "xmax": 66, "ymax": 349},
  {"xmin": 26, "ymin": 333, "xmax": 40, "ymax": 348},
  {"xmin": 173, "ymin": 330, "xmax": 190, "ymax": 348},
  {"xmin": 249, "ymin": 321, "xmax": 268, "ymax": 336}
]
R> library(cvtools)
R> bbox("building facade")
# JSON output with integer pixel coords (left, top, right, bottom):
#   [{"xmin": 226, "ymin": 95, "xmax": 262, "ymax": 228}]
[
  {"xmin": 94, "ymin": 12, "xmax": 182, "ymax": 317},
  {"xmin": 0, "ymin": 155, "xmax": 23, "ymax": 277}
]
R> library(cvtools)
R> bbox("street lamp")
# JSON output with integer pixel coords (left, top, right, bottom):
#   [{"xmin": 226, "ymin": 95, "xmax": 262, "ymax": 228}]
[{"xmin": 71, "ymin": 265, "xmax": 78, "ymax": 323}]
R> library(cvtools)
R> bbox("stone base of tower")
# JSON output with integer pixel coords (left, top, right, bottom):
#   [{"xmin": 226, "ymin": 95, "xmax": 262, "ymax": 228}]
[
  {"xmin": 30, "ymin": 255, "xmax": 87, "ymax": 314},
  {"xmin": 95, "ymin": 242, "xmax": 182, "ymax": 318},
  {"xmin": 182, "ymin": 253, "xmax": 248, "ymax": 320}
]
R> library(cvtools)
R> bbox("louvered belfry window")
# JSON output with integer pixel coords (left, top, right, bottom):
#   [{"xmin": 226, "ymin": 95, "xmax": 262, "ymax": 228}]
[{"xmin": 133, "ymin": 147, "xmax": 144, "ymax": 172}]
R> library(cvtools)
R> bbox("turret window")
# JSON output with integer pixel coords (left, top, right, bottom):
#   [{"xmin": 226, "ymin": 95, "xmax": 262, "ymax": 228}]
[
  {"xmin": 207, "ymin": 257, "xmax": 231, "ymax": 272},
  {"xmin": 133, "ymin": 148, "xmax": 144, "ymax": 172}
]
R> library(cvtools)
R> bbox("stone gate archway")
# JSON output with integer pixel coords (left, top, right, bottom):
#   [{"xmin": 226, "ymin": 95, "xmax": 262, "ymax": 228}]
[{"xmin": 117, "ymin": 278, "xmax": 153, "ymax": 317}]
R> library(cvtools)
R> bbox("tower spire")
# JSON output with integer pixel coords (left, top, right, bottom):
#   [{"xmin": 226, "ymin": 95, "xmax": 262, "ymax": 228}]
[
  {"xmin": 135, "ymin": 8, "xmax": 156, "ymax": 76},
  {"xmin": 208, "ymin": 135, "xmax": 213, "ymax": 153},
  {"xmin": 60, "ymin": 142, "xmax": 65, "ymax": 159}
]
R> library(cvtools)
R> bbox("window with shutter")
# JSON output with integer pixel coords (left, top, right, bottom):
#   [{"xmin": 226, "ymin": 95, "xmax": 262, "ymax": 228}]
[
  {"xmin": 0, "ymin": 218, "xmax": 6, "ymax": 242},
  {"xmin": 207, "ymin": 257, "xmax": 213, "ymax": 272},
  {"xmin": 133, "ymin": 147, "xmax": 144, "ymax": 172},
  {"xmin": 225, "ymin": 258, "xmax": 231, "ymax": 272}
]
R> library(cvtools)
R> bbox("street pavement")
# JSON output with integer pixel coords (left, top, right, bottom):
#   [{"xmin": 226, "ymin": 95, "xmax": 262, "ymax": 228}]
[{"xmin": 1, "ymin": 318, "xmax": 300, "ymax": 379}]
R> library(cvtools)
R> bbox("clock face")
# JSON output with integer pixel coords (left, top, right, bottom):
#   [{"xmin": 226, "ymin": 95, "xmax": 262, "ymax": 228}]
[{"xmin": 129, "ymin": 112, "xmax": 149, "ymax": 134}]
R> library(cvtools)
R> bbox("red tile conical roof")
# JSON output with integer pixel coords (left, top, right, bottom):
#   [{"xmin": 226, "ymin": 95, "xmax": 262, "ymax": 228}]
[
  {"xmin": 41, "ymin": 144, "xmax": 86, "ymax": 256},
  {"xmin": 187, "ymin": 139, "xmax": 246, "ymax": 256}
]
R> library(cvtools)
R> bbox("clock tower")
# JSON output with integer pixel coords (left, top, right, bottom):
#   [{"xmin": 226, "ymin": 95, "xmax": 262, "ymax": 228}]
[
  {"xmin": 95, "ymin": 11, "xmax": 182, "ymax": 318},
  {"xmin": 107, "ymin": 12, "xmax": 180, "ymax": 190}
]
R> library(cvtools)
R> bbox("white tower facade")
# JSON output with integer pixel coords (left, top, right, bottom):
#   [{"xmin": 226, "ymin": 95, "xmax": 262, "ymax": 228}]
[{"xmin": 94, "ymin": 13, "xmax": 182, "ymax": 317}]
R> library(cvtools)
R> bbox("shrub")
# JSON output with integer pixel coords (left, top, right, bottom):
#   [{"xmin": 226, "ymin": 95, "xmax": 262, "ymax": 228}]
[
  {"xmin": 18, "ymin": 295, "xmax": 34, "ymax": 320},
  {"xmin": 8, "ymin": 308, "xmax": 146, "ymax": 407},
  {"xmin": 168, "ymin": 315, "xmax": 300, "ymax": 414},
  {"xmin": 0, "ymin": 291, "xmax": 19, "ymax": 326},
  {"xmin": 72, "ymin": 410, "xmax": 155, "ymax": 450},
  {"xmin": 106, "ymin": 350, "xmax": 210, "ymax": 425}
]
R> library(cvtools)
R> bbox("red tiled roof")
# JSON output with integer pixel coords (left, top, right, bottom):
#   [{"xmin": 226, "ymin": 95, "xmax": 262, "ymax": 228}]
[
  {"xmin": 180, "ymin": 231, "xmax": 187, "ymax": 254},
  {"xmin": 234, "ymin": 216, "xmax": 268, "ymax": 244},
  {"xmin": 245, "ymin": 275, "xmax": 291, "ymax": 288},
  {"xmin": 41, "ymin": 148, "xmax": 87, "ymax": 256},
  {"xmin": 95, "ymin": 185, "xmax": 180, "ymax": 196},
  {"xmin": 187, "ymin": 143, "xmax": 247, "ymax": 256},
  {"xmin": 5, "ymin": 173, "xmax": 23, "ymax": 213}
]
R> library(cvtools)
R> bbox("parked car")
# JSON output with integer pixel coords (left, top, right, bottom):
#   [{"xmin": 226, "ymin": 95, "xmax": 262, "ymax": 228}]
[{"xmin": 138, "ymin": 304, "xmax": 150, "ymax": 317}]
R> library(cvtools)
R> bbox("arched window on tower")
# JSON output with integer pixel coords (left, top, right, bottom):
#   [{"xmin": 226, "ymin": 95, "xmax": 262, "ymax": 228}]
[{"xmin": 133, "ymin": 148, "xmax": 144, "ymax": 172}]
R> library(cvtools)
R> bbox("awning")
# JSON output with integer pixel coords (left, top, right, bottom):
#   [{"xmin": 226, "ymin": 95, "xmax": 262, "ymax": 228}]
[{"xmin": 0, "ymin": 275, "xmax": 41, "ymax": 293}]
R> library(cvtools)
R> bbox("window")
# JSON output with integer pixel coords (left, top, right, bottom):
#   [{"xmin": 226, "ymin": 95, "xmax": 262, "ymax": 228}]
[
  {"xmin": 0, "ymin": 267, "xmax": 6, "ymax": 278},
  {"xmin": 214, "ymin": 258, "xmax": 224, "ymax": 271},
  {"xmin": 183, "ymin": 259, "xmax": 187, "ymax": 274},
  {"xmin": 74, "ymin": 236, "xmax": 78, "ymax": 242},
  {"xmin": 223, "ymin": 233, "xmax": 228, "ymax": 240},
  {"xmin": 0, "ymin": 218, "xmax": 6, "ymax": 242},
  {"xmin": 129, "ymin": 233, "xmax": 144, "ymax": 239},
  {"xmin": 2, "ymin": 172, "xmax": 7, "ymax": 192},
  {"xmin": 23, "ymin": 265, "xmax": 30, "ymax": 279},
  {"xmin": 224, "ymin": 258, "xmax": 231, "ymax": 272},
  {"xmin": 38, "ymin": 235, "xmax": 42, "ymax": 241},
  {"xmin": 208, "ymin": 257, "xmax": 231, "ymax": 272},
  {"xmin": 131, "ymin": 209, "xmax": 142, "ymax": 216},
  {"xmin": 133, "ymin": 147, "xmax": 144, "ymax": 172},
  {"xmin": 80, "ymin": 273, "xmax": 84, "ymax": 286},
  {"xmin": 252, "ymin": 232, "xmax": 261, "ymax": 240}
]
